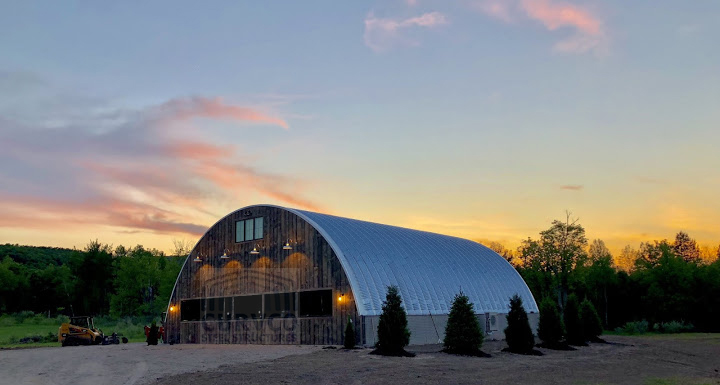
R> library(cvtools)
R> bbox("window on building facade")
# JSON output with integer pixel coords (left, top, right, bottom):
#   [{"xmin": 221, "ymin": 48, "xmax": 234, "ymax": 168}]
[
  {"xmin": 234, "ymin": 295, "xmax": 262, "ymax": 319},
  {"xmin": 181, "ymin": 299, "xmax": 202, "ymax": 321},
  {"xmin": 298, "ymin": 290, "xmax": 333, "ymax": 317},
  {"xmin": 204, "ymin": 297, "xmax": 225, "ymax": 321},
  {"xmin": 235, "ymin": 217, "xmax": 264, "ymax": 243},
  {"xmin": 264, "ymin": 292, "xmax": 297, "ymax": 318}
]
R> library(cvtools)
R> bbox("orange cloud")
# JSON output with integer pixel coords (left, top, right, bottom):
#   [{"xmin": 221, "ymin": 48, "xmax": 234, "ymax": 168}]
[
  {"xmin": 560, "ymin": 185, "xmax": 583, "ymax": 191},
  {"xmin": 0, "ymin": 193, "xmax": 207, "ymax": 236}
]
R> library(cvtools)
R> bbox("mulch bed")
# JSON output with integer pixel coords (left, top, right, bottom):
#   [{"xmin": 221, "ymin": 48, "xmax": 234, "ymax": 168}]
[
  {"xmin": 441, "ymin": 348, "xmax": 492, "ymax": 357},
  {"xmin": 537, "ymin": 342, "xmax": 576, "ymax": 351},
  {"xmin": 501, "ymin": 347, "xmax": 544, "ymax": 356},
  {"xmin": 369, "ymin": 348, "xmax": 416, "ymax": 357}
]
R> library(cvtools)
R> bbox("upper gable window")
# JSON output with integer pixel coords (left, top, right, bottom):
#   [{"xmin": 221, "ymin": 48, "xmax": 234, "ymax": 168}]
[{"xmin": 235, "ymin": 217, "xmax": 264, "ymax": 242}]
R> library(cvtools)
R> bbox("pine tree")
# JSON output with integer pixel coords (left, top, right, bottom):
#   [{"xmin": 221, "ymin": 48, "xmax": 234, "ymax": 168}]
[
  {"xmin": 564, "ymin": 294, "xmax": 584, "ymax": 345},
  {"xmin": 504, "ymin": 294, "xmax": 535, "ymax": 353},
  {"xmin": 580, "ymin": 299, "xmax": 603, "ymax": 342},
  {"xmin": 537, "ymin": 297, "xmax": 564, "ymax": 347},
  {"xmin": 376, "ymin": 285, "xmax": 411, "ymax": 355},
  {"xmin": 344, "ymin": 319, "xmax": 356, "ymax": 349},
  {"xmin": 443, "ymin": 291, "xmax": 484, "ymax": 355}
]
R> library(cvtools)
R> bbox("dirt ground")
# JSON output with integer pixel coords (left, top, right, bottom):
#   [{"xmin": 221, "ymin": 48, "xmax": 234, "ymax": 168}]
[
  {"xmin": 0, "ymin": 343, "xmax": 319, "ymax": 385},
  {"xmin": 1, "ymin": 335, "xmax": 718, "ymax": 385},
  {"xmin": 151, "ymin": 334, "xmax": 720, "ymax": 385}
]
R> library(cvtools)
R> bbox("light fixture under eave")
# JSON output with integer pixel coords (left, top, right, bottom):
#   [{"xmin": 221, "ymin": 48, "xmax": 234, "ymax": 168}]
[
  {"xmin": 283, "ymin": 240, "xmax": 292, "ymax": 250},
  {"xmin": 220, "ymin": 249, "xmax": 230, "ymax": 259},
  {"xmin": 193, "ymin": 254, "xmax": 202, "ymax": 263},
  {"xmin": 250, "ymin": 245, "xmax": 260, "ymax": 255}
]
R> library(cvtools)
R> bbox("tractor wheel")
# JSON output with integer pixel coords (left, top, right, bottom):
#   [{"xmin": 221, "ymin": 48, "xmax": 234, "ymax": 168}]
[{"xmin": 94, "ymin": 336, "xmax": 103, "ymax": 345}]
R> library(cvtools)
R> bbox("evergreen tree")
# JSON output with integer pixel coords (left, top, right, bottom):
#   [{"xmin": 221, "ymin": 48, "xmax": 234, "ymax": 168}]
[
  {"xmin": 564, "ymin": 294, "xmax": 584, "ymax": 345},
  {"xmin": 443, "ymin": 291, "xmax": 484, "ymax": 355},
  {"xmin": 580, "ymin": 298, "xmax": 603, "ymax": 342},
  {"xmin": 504, "ymin": 294, "xmax": 535, "ymax": 353},
  {"xmin": 537, "ymin": 297, "xmax": 564, "ymax": 347},
  {"xmin": 344, "ymin": 319, "xmax": 356, "ymax": 349},
  {"xmin": 376, "ymin": 285, "xmax": 411, "ymax": 355}
]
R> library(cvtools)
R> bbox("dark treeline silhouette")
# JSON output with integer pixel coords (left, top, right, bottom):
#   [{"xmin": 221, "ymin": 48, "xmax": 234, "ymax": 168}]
[
  {"xmin": 0, "ymin": 241, "xmax": 183, "ymax": 317},
  {"xmin": 499, "ymin": 214, "xmax": 720, "ymax": 332}
]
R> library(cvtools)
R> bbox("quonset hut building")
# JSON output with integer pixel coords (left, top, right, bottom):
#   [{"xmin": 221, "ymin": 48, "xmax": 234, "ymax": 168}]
[{"xmin": 165, "ymin": 205, "xmax": 538, "ymax": 345}]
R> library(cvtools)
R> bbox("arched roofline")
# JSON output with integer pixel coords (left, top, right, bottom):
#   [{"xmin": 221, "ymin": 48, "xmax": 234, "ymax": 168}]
[{"xmin": 166, "ymin": 204, "xmax": 365, "ymax": 316}]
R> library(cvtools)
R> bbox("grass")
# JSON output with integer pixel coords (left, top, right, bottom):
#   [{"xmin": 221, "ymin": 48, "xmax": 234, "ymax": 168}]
[{"xmin": 0, "ymin": 312, "xmax": 152, "ymax": 348}]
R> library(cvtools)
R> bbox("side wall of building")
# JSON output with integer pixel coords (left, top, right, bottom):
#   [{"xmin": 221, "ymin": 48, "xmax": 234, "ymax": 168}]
[{"xmin": 165, "ymin": 206, "xmax": 360, "ymax": 345}]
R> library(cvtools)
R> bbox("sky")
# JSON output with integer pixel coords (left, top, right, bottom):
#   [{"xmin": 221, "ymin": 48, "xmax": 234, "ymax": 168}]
[{"xmin": 1, "ymin": 1, "xmax": 719, "ymax": 255}]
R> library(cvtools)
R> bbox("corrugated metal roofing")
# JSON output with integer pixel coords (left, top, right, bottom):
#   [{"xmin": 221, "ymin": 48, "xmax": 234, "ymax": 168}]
[{"xmin": 287, "ymin": 207, "xmax": 538, "ymax": 317}]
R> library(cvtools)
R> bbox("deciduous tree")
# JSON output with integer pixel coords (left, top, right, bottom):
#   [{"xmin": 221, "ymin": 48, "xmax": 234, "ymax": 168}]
[{"xmin": 673, "ymin": 231, "xmax": 700, "ymax": 263}]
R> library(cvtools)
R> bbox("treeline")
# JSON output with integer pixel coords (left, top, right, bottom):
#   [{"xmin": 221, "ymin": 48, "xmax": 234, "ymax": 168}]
[
  {"xmin": 0, "ymin": 241, "xmax": 183, "ymax": 317},
  {"xmin": 488, "ymin": 215, "xmax": 720, "ymax": 332}
]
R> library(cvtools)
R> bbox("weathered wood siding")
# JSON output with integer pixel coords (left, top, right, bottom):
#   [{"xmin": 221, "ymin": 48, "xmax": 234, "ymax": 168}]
[{"xmin": 165, "ymin": 206, "xmax": 360, "ymax": 345}]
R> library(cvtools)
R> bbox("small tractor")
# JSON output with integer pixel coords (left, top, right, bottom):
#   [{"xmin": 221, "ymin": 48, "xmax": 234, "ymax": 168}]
[{"xmin": 58, "ymin": 316, "xmax": 107, "ymax": 346}]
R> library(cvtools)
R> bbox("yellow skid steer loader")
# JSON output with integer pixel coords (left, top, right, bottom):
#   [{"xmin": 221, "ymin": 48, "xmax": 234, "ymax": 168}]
[{"xmin": 58, "ymin": 316, "xmax": 104, "ymax": 346}]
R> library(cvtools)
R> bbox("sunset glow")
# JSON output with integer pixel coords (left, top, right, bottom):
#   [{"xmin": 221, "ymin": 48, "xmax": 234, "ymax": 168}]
[{"xmin": 0, "ymin": 2, "xmax": 718, "ymax": 256}]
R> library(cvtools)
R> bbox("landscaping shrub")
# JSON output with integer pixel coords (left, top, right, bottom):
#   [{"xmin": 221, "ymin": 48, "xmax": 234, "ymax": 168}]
[
  {"xmin": 14, "ymin": 311, "xmax": 35, "ymax": 323},
  {"xmin": 564, "ymin": 294, "xmax": 585, "ymax": 345},
  {"xmin": 580, "ymin": 299, "xmax": 603, "ymax": 341},
  {"xmin": 615, "ymin": 320, "xmax": 649, "ymax": 335},
  {"xmin": 658, "ymin": 321, "xmax": 694, "ymax": 333},
  {"xmin": 344, "ymin": 319, "xmax": 356, "ymax": 349},
  {"xmin": 443, "ymin": 291, "xmax": 484, "ymax": 355},
  {"xmin": 538, "ymin": 297, "xmax": 564, "ymax": 347},
  {"xmin": 504, "ymin": 294, "xmax": 535, "ymax": 353},
  {"xmin": 374, "ymin": 285, "xmax": 412, "ymax": 356}
]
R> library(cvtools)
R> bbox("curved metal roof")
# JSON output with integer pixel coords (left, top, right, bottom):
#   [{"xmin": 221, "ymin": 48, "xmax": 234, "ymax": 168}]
[{"xmin": 285, "ymin": 207, "xmax": 538, "ymax": 317}]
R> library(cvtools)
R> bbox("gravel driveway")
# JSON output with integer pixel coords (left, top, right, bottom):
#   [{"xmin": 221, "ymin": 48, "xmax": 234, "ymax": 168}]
[{"xmin": 0, "ymin": 343, "xmax": 320, "ymax": 385}]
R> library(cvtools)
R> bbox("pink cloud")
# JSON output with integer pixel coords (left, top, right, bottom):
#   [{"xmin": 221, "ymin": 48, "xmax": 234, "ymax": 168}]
[
  {"xmin": 519, "ymin": 0, "xmax": 601, "ymax": 35},
  {"xmin": 476, "ymin": 0, "xmax": 607, "ymax": 55},
  {"xmin": 157, "ymin": 96, "xmax": 289, "ymax": 129},
  {"xmin": 0, "ymin": 87, "xmax": 320, "ymax": 237},
  {"xmin": 364, "ymin": 11, "xmax": 448, "ymax": 52}
]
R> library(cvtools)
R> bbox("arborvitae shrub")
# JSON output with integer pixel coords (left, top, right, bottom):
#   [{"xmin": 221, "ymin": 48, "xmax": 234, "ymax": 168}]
[
  {"xmin": 504, "ymin": 294, "xmax": 535, "ymax": 353},
  {"xmin": 538, "ymin": 297, "xmax": 564, "ymax": 347},
  {"xmin": 443, "ymin": 291, "xmax": 484, "ymax": 355},
  {"xmin": 580, "ymin": 299, "xmax": 603, "ymax": 341},
  {"xmin": 564, "ymin": 294, "xmax": 584, "ymax": 345},
  {"xmin": 344, "ymin": 319, "xmax": 356, "ymax": 349},
  {"xmin": 376, "ymin": 285, "xmax": 411, "ymax": 354}
]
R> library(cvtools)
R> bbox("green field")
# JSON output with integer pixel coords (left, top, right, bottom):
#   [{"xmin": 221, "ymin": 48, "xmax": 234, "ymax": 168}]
[{"xmin": 0, "ymin": 313, "xmax": 149, "ymax": 348}]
